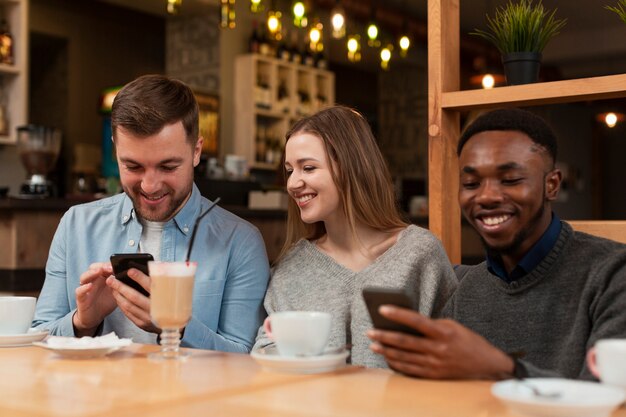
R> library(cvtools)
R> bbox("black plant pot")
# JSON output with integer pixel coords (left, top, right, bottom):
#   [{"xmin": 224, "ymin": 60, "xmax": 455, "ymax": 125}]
[{"xmin": 502, "ymin": 52, "xmax": 542, "ymax": 85}]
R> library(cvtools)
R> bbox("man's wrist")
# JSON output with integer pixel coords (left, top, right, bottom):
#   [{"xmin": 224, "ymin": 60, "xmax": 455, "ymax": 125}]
[{"xmin": 71, "ymin": 311, "xmax": 100, "ymax": 337}]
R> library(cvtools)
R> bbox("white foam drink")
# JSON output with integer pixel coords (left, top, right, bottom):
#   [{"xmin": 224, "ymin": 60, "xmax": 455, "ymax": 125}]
[{"xmin": 149, "ymin": 262, "xmax": 196, "ymax": 329}]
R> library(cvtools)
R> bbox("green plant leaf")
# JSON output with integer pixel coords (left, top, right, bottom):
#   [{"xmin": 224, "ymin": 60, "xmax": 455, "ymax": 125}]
[
  {"xmin": 606, "ymin": 0, "xmax": 626, "ymax": 23},
  {"xmin": 469, "ymin": 0, "xmax": 567, "ymax": 53}
]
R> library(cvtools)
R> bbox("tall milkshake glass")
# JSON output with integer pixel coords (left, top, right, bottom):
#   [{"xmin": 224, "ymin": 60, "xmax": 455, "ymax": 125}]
[{"xmin": 148, "ymin": 261, "xmax": 196, "ymax": 360}]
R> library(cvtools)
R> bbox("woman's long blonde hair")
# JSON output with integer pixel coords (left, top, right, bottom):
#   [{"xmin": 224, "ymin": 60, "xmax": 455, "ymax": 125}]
[{"xmin": 278, "ymin": 105, "xmax": 407, "ymax": 262}]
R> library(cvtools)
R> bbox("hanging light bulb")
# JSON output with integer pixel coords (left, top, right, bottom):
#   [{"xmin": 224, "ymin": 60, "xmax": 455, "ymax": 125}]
[
  {"xmin": 267, "ymin": 11, "xmax": 282, "ymax": 40},
  {"xmin": 347, "ymin": 35, "xmax": 361, "ymax": 62},
  {"xmin": 367, "ymin": 23, "xmax": 379, "ymax": 47},
  {"xmin": 399, "ymin": 35, "xmax": 410, "ymax": 57},
  {"xmin": 220, "ymin": 0, "xmax": 236, "ymax": 29},
  {"xmin": 309, "ymin": 21, "xmax": 323, "ymax": 51},
  {"xmin": 331, "ymin": 1, "xmax": 346, "ymax": 39},
  {"xmin": 293, "ymin": 1, "xmax": 307, "ymax": 28},
  {"xmin": 380, "ymin": 45, "xmax": 392, "ymax": 70},
  {"xmin": 250, "ymin": 0, "xmax": 263, "ymax": 13},
  {"xmin": 167, "ymin": 0, "xmax": 182, "ymax": 15}
]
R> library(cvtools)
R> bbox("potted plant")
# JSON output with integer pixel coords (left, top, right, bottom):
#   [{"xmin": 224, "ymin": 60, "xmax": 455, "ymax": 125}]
[
  {"xmin": 471, "ymin": 0, "xmax": 567, "ymax": 85},
  {"xmin": 606, "ymin": 0, "xmax": 626, "ymax": 23}
]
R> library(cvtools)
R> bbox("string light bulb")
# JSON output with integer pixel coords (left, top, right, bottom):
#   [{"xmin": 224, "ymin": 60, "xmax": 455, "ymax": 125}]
[
  {"xmin": 293, "ymin": 1, "xmax": 307, "ymax": 27},
  {"xmin": 399, "ymin": 35, "xmax": 410, "ymax": 57},
  {"xmin": 309, "ymin": 22, "xmax": 323, "ymax": 51},
  {"xmin": 380, "ymin": 45, "xmax": 392, "ymax": 70},
  {"xmin": 482, "ymin": 74, "xmax": 495, "ymax": 89},
  {"xmin": 250, "ymin": 0, "xmax": 263, "ymax": 13},
  {"xmin": 331, "ymin": 1, "xmax": 346, "ymax": 39},
  {"xmin": 167, "ymin": 0, "xmax": 182, "ymax": 15},
  {"xmin": 267, "ymin": 11, "xmax": 282, "ymax": 39},
  {"xmin": 220, "ymin": 0, "xmax": 236, "ymax": 29},
  {"xmin": 347, "ymin": 35, "xmax": 361, "ymax": 62},
  {"xmin": 367, "ymin": 23, "xmax": 379, "ymax": 47}
]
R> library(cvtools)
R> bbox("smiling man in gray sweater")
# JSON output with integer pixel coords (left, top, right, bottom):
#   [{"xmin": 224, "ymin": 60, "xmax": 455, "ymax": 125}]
[{"xmin": 367, "ymin": 108, "xmax": 626, "ymax": 380}]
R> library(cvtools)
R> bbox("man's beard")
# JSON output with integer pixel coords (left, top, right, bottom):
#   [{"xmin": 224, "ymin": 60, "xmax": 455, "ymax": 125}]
[
  {"xmin": 483, "ymin": 200, "xmax": 546, "ymax": 258},
  {"xmin": 125, "ymin": 184, "xmax": 191, "ymax": 222}
]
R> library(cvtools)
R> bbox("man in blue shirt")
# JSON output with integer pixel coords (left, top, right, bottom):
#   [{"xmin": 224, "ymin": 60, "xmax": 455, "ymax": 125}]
[
  {"xmin": 33, "ymin": 74, "xmax": 270, "ymax": 352},
  {"xmin": 368, "ymin": 108, "xmax": 626, "ymax": 379}
]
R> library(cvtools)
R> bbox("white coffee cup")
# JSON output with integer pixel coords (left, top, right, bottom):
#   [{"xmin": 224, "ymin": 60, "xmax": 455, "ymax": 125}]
[
  {"xmin": 265, "ymin": 311, "xmax": 331, "ymax": 357},
  {"xmin": 587, "ymin": 339, "xmax": 626, "ymax": 389},
  {"xmin": 0, "ymin": 296, "xmax": 36, "ymax": 335}
]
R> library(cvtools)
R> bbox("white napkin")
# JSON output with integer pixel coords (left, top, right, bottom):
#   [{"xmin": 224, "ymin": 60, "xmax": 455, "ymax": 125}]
[{"xmin": 46, "ymin": 332, "xmax": 132, "ymax": 349}]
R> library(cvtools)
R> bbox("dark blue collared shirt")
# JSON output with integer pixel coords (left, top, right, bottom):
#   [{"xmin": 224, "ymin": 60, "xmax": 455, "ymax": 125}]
[{"xmin": 487, "ymin": 213, "xmax": 562, "ymax": 283}]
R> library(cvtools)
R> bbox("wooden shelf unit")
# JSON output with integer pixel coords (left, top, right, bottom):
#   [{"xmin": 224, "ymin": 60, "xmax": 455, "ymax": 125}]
[
  {"xmin": 0, "ymin": 0, "xmax": 28, "ymax": 145},
  {"xmin": 234, "ymin": 54, "xmax": 335, "ymax": 170},
  {"xmin": 427, "ymin": 0, "xmax": 626, "ymax": 263}
]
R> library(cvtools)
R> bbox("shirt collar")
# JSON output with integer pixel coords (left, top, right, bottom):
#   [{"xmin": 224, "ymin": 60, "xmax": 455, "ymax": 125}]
[
  {"xmin": 120, "ymin": 183, "xmax": 202, "ymax": 236},
  {"xmin": 487, "ymin": 212, "xmax": 562, "ymax": 282}
]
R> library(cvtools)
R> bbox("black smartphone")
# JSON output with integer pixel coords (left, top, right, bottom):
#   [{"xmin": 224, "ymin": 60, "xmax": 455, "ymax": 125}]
[
  {"xmin": 110, "ymin": 253, "xmax": 153, "ymax": 297},
  {"xmin": 362, "ymin": 286, "xmax": 423, "ymax": 337}
]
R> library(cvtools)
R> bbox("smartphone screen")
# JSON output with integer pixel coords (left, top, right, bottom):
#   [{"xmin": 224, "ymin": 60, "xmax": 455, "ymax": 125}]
[
  {"xmin": 110, "ymin": 253, "xmax": 153, "ymax": 297},
  {"xmin": 362, "ymin": 286, "xmax": 423, "ymax": 337}
]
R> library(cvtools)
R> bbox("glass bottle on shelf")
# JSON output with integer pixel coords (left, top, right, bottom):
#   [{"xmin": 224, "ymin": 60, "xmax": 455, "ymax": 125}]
[
  {"xmin": 302, "ymin": 45, "xmax": 314, "ymax": 67},
  {"xmin": 315, "ymin": 51, "xmax": 328, "ymax": 69},
  {"xmin": 248, "ymin": 20, "xmax": 261, "ymax": 54},
  {"xmin": 290, "ymin": 31, "xmax": 302, "ymax": 65},
  {"xmin": 277, "ymin": 78, "xmax": 289, "ymax": 114},
  {"xmin": 256, "ymin": 124, "xmax": 267, "ymax": 163},
  {"xmin": 258, "ymin": 25, "xmax": 271, "ymax": 56},
  {"xmin": 0, "ymin": 19, "xmax": 14, "ymax": 65},
  {"xmin": 255, "ymin": 73, "xmax": 271, "ymax": 110},
  {"xmin": 276, "ymin": 32, "xmax": 291, "ymax": 62}
]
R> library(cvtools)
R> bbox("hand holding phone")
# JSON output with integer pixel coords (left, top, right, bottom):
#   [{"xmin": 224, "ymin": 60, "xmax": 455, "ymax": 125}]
[
  {"xmin": 362, "ymin": 286, "xmax": 423, "ymax": 337},
  {"xmin": 110, "ymin": 253, "xmax": 153, "ymax": 297}
]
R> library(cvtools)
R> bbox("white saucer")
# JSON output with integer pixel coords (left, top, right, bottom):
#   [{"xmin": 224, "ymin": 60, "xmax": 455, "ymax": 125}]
[
  {"xmin": 251, "ymin": 345, "xmax": 349, "ymax": 374},
  {"xmin": 492, "ymin": 378, "xmax": 625, "ymax": 417},
  {"xmin": 0, "ymin": 328, "xmax": 49, "ymax": 347},
  {"xmin": 33, "ymin": 339, "xmax": 132, "ymax": 359}
]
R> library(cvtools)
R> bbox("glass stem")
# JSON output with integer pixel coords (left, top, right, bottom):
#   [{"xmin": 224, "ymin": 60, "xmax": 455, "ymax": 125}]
[{"xmin": 159, "ymin": 328, "xmax": 181, "ymax": 358}]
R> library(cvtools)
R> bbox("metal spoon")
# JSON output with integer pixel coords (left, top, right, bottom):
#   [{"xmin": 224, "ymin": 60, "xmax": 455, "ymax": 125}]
[{"xmin": 517, "ymin": 379, "xmax": 562, "ymax": 399}]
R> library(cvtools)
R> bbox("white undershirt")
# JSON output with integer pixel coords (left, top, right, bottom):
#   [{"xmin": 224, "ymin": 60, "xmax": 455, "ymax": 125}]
[{"xmin": 139, "ymin": 218, "xmax": 164, "ymax": 260}]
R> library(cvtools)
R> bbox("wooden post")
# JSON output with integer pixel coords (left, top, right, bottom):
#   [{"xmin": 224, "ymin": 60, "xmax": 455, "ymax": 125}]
[{"xmin": 428, "ymin": 0, "xmax": 462, "ymax": 263}]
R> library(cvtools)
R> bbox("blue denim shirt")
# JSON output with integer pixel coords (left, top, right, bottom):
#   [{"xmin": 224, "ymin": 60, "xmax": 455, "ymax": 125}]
[{"xmin": 33, "ymin": 184, "xmax": 270, "ymax": 353}]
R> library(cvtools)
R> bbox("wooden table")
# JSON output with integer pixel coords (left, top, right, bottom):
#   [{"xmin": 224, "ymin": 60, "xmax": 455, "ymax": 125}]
[{"xmin": 1, "ymin": 344, "xmax": 624, "ymax": 417}]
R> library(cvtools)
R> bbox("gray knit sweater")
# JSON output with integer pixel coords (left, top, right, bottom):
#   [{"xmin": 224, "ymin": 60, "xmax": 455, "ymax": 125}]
[
  {"xmin": 254, "ymin": 225, "xmax": 458, "ymax": 368},
  {"xmin": 444, "ymin": 222, "xmax": 626, "ymax": 379}
]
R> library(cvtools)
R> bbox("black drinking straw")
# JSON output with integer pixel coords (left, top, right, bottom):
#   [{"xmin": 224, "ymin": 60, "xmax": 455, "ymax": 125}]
[{"xmin": 185, "ymin": 197, "xmax": 221, "ymax": 263}]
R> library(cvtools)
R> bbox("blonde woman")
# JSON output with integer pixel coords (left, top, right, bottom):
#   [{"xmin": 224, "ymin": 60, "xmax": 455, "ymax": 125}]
[{"xmin": 254, "ymin": 106, "xmax": 457, "ymax": 367}]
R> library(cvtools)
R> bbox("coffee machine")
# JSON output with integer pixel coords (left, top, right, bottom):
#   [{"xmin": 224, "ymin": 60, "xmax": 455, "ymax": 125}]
[{"xmin": 16, "ymin": 125, "xmax": 62, "ymax": 198}]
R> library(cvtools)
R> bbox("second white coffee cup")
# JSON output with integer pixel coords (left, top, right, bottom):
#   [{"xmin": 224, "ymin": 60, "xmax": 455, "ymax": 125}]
[
  {"xmin": 588, "ymin": 339, "xmax": 626, "ymax": 390},
  {"xmin": 267, "ymin": 311, "xmax": 331, "ymax": 357}
]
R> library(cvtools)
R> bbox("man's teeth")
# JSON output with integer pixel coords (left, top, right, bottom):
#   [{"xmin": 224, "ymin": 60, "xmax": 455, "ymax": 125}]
[
  {"xmin": 297, "ymin": 195, "xmax": 314, "ymax": 203},
  {"xmin": 145, "ymin": 194, "xmax": 164, "ymax": 201},
  {"xmin": 483, "ymin": 215, "xmax": 510, "ymax": 226}
]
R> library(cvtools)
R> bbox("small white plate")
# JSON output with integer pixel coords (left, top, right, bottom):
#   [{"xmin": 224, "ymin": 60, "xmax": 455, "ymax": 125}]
[
  {"xmin": 251, "ymin": 345, "xmax": 349, "ymax": 374},
  {"xmin": 492, "ymin": 378, "xmax": 625, "ymax": 417},
  {"xmin": 33, "ymin": 339, "xmax": 132, "ymax": 359},
  {"xmin": 0, "ymin": 328, "xmax": 49, "ymax": 347}
]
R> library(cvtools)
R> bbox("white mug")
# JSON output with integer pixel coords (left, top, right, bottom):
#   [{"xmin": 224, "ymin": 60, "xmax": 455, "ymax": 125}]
[
  {"xmin": 0, "ymin": 296, "xmax": 36, "ymax": 335},
  {"xmin": 265, "ymin": 311, "xmax": 331, "ymax": 357},
  {"xmin": 587, "ymin": 339, "xmax": 626, "ymax": 389}
]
